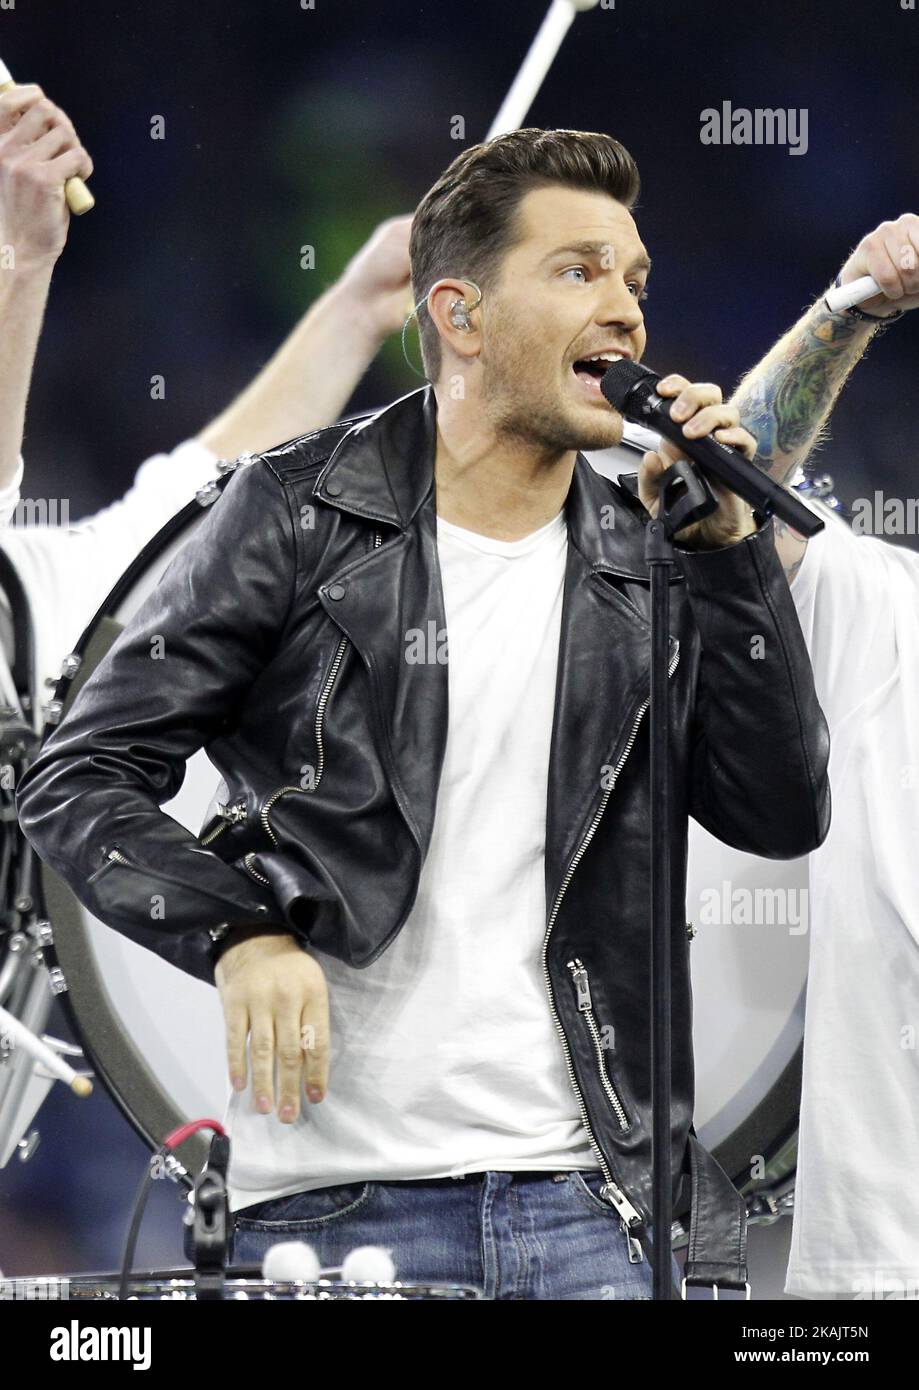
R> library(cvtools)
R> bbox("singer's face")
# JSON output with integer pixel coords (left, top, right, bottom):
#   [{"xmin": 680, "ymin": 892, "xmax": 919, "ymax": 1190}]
[{"xmin": 481, "ymin": 185, "xmax": 650, "ymax": 452}]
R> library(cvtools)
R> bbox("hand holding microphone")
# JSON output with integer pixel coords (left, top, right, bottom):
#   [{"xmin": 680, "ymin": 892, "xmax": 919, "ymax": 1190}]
[
  {"xmin": 629, "ymin": 374, "xmax": 760, "ymax": 551},
  {"xmin": 601, "ymin": 360, "xmax": 825, "ymax": 540}
]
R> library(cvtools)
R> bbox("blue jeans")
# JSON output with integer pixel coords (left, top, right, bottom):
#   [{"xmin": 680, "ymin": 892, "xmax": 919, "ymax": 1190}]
[{"xmin": 224, "ymin": 1170, "xmax": 681, "ymax": 1300}]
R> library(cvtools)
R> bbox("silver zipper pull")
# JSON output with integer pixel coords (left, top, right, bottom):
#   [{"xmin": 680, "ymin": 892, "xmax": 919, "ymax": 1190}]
[
  {"xmin": 567, "ymin": 958, "xmax": 592, "ymax": 1012},
  {"xmin": 599, "ymin": 1178, "xmax": 642, "ymax": 1228},
  {"xmin": 621, "ymin": 1218, "xmax": 645, "ymax": 1264},
  {"xmin": 87, "ymin": 847, "xmax": 130, "ymax": 883}
]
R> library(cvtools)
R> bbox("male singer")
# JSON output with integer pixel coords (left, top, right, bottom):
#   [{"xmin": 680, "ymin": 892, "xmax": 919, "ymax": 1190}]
[{"xmin": 17, "ymin": 129, "xmax": 830, "ymax": 1300}]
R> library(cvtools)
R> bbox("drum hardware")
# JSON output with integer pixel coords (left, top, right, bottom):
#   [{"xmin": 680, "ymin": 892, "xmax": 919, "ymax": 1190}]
[
  {"xmin": 745, "ymin": 1176, "xmax": 796, "ymax": 1227},
  {"xmin": 16, "ymin": 1128, "xmax": 39, "ymax": 1161},
  {"xmin": 119, "ymin": 1118, "xmax": 227, "ymax": 1302},
  {"xmin": 190, "ymin": 1131, "xmax": 230, "ymax": 1302},
  {"xmin": 1, "ymin": 1273, "xmax": 483, "ymax": 1300},
  {"xmin": 195, "ymin": 482, "xmax": 221, "ymax": 508}
]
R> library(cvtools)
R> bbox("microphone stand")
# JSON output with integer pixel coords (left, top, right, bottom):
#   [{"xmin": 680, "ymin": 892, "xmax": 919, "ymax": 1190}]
[{"xmin": 644, "ymin": 459, "xmax": 718, "ymax": 1300}]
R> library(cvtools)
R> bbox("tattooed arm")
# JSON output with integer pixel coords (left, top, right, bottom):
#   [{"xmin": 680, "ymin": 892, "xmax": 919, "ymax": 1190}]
[{"xmin": 730, "ymin": 214, "xmax": 919, "ymax": 581}]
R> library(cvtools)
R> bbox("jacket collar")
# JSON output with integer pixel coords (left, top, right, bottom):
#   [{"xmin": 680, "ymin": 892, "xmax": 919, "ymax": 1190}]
[{"xmin": 313, "ymin": 385, "xmax": 653, "ymax": 581}]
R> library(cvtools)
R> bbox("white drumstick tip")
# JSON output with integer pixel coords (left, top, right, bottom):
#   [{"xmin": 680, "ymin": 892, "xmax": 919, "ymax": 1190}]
[
  {"xmin": 341, "ymin": 1245, "xmax": 397, "ymax": 1284},
  {"xmin": 262, "ymin": 1240, "xmax": 321, "ymax": 1283},
  {"xmin": 824, "ymin": 274, "xmax": 881, "ymax": 314}
]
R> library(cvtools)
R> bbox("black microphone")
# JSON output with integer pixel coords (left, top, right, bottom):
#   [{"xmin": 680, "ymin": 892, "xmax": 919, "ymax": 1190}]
[{"xmin": 600, "ymin": 359, "xmax": 825, "ymax": 538}]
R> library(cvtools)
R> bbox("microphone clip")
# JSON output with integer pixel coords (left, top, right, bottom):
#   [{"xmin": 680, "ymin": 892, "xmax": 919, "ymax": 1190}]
[{"xmin": 645, "ymin": 458, "xmax": 719, "ymax": 562}]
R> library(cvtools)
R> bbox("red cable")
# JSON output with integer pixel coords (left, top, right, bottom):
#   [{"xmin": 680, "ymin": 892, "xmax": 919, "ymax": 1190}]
[{"xmin": 163, "ymin": 1117, "xmax": 226, "ymax": 1150}]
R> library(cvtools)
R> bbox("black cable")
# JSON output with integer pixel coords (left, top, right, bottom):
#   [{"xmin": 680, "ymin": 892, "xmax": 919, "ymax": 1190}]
[{"xmin": 118, "ymin": 1145, "xmax": 165, "ymax": 1300}]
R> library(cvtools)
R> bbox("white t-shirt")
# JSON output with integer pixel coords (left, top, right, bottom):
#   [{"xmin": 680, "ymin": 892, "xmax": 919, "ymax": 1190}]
[
  {"xmin": 784, "ymin": 501, "xmax": 919, "ymax": 1299},
  {"xmin": 224, "ymin": 505, "xmax": 601, "ymax": 1209}
]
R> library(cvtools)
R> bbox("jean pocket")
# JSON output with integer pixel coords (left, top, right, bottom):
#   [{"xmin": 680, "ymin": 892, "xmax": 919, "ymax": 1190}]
[
  {"xmin": 569, "ymin": 1170, "xmax": 620, "ymax": 1219},
  {"xmin": 233, "ymin": 1182, "xmax": 373, "ymax": 1231}
]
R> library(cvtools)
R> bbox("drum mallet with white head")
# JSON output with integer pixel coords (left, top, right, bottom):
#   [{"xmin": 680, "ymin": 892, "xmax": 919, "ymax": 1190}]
[
  {"xmin": 824, "ymin": 275, "xmax": 882, "ymax": 314},
  {"xmin": 0, "ymin": 56, "xmax": 95, "ymax": 215}
]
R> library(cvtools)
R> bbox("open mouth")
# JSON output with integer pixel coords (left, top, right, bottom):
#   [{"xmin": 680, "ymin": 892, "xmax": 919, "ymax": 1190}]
[{"xmin": 572, "ymin": 353, "xmax": 626, "ymax": 395}]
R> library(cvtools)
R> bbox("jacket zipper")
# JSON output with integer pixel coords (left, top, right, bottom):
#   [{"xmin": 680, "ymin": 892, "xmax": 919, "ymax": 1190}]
[
  {"xmin": 314, "ymin": 638, "xmax": 349, "ymax": 786},
  {"xmin": 199, "ymin": 798, "xmax": 248, "ymax": 847},
  {"xmin": 566, "ymin": 958, "xmax": 630, "ymax": 1132},
  {"xmin": 259, "ymin": 530, "xmax": 384, "ymax": 846},
  {"xmin": 541, "ymin": 641, "xmax": 680, "ymax": 1259},
  {"xmin": 243, "ymin": 851, "xmax": 270, "ymax": 886}
]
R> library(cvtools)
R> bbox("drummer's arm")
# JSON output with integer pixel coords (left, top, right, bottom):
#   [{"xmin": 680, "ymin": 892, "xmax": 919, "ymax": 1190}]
[
  {"xmin": 197, "ymin": 216, "xmax": 412, "ymax": 458},
  {"xmin": 0, "ymin": 86, "xmax": 93, "ymax": 496},
  {"xmin": 730, "ymin": 214, "xmax": 919, "ymax": 582}
]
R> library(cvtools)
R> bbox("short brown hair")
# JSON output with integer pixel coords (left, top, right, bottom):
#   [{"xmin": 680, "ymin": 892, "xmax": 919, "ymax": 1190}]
[{"xmin": 409, "ymin": 128, "xmax": 641, "ymax": 379}]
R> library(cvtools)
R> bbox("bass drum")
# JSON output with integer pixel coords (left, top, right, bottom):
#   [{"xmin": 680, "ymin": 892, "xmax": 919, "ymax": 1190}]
[{"xmin": 37, "ymin": 487, "xmax": 807, "ymax": 1198}]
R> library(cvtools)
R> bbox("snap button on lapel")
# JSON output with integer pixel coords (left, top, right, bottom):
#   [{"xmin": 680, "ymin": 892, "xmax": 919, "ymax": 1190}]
[
  {"xmin": 325, "ymin": 480, "xmax": 343, "ymax": 497},
  {"xmin": 328, "ymin": 583, "xmax": 347, "ymax": 601}
]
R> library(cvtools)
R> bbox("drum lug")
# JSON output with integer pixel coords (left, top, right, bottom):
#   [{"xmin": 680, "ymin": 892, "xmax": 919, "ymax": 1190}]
[
  {"xmin": 59, "ymin": 653, "xmax": 82, "ymax": 679},
  {"xmin": 17, "ymin": 1130, "xmax": 40, "ymax": 1162},
  {"xmin": 46, "ymin": 966, "xmax": 68, "ymax": 996},
  {"xmin": 33, "ymin": 919, "xmax": 54, "ymax": 949},
  {"xmin": 195, "ymin": 481, "xmax": 221, "ymax": 507},
  {"xmin": 41, "ymin": 699, "xmax": 64, "ymax": 725}
]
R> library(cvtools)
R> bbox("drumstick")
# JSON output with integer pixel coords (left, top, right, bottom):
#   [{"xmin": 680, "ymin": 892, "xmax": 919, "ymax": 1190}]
[
  {"xmin": 824, "ymin": 274, "xmax": 881, "ymax": 314},
  {"xmin": 486, "ymin": 0, "xmax": 601, "ymax": 139},
  {"xmin": 0, "ymin": 56, "xmax": 95, "ymax": 215},
  {"xmin": 0, "ymin": 1001, "xmax": 93, "ymax": 1096}
]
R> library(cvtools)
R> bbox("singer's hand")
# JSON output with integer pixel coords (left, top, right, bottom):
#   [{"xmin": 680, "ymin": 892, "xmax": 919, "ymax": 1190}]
[
  {"xmin": 836, "ymin": 214, "xmax": 919, "ymax": 319},
  {"xmin": 216, "ymin": 929, "xmax": 330, "ymax": 1123},
  {"xmin": 638, "ymin": 376, "xmax": 758, "ymax": 550},
  {"xmin": 0, "ymin": 85, "xmax": 93, "ymax": 270}
]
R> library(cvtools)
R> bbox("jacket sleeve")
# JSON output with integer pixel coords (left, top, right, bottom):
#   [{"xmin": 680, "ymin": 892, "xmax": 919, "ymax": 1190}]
[
  {"xmin": 15, "ymin": 457, "xmax": 300, "ymax": 984},
  {"xmin": 675, "ymin": 515, "xmax": 831, "ymax": 859}
]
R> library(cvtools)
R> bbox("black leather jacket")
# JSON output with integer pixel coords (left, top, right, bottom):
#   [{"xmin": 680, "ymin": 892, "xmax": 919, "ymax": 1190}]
[{"xmin": 16, "ymin": 386, "xmax": 830, "ymax": 1289}]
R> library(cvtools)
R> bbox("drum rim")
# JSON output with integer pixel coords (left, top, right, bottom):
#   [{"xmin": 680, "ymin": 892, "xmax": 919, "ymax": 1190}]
[
  {"xmin": 37, "ymin": 493, "xmax": 224, "ymax": 1183},
  {"xmin": 35, "ymin": 491, "xmax": 801, "ymax": 1195}
]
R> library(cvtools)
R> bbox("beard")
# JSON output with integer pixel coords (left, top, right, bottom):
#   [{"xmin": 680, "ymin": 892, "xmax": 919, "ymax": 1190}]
[{"xmin": 478, "ymin": 305, "xmax": 625, "ymax": 455}]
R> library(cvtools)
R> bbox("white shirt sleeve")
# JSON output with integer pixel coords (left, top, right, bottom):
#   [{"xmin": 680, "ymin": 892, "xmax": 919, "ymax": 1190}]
[
  {"xmin": 0, "ymin": 438, "xmax": 222, "ymax": 707},
  {"xmin": 788, "ymin": 499, "xmax": 919, "ymax": 731}
]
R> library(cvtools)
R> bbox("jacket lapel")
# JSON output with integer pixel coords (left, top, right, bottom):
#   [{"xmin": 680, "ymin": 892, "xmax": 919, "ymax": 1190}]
[{"xmin": 314, "ymin": 390, "xmax": 449, "ymax": 857}]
